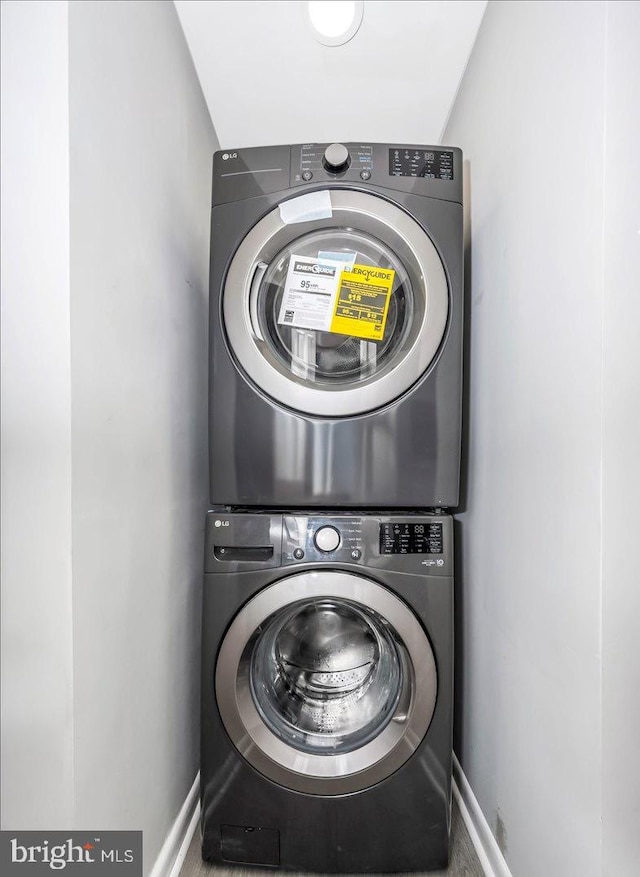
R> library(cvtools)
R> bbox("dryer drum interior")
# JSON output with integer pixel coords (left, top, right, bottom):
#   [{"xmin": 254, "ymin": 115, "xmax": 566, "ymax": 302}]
[{"xmin": 215, "ymin": 571, "xmax": 438, "ymax": 795}]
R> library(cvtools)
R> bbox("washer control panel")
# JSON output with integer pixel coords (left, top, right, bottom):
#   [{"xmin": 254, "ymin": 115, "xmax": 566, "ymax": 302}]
[
  {"xmin": 283, "ymin": 516, "xmax": 364, "ymax": 564},
  {"xmin": 380, "ymin": 521, "xmax": 444, "ymax": 554},
  {"xmin": 314, "ymin": 525, "xmax": 341, "ymax": 553},
  {"xmin": 280, "ymin": 513, "xmax": 450, "ymax": 571},
  {"xmin": 205, "ymin": 511, "xmax": 452, "ymax": 574}
]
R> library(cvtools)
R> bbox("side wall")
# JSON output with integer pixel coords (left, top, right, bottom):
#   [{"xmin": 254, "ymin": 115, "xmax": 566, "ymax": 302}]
[
  {"xmin": 68, "ymin": 0, "xmax": 217, "ymax": 869},
  {"xmin": 0, "ymin": 0, "xmax": 217, "ymax": 866},
  {"xmin": 601, "ymin": 3, "xmax": 640, "ymax": 875},
  {"xmin": 444, "ymin": 2, "xmax": 606, "ymax": 875},
  {"xmin": 0, "ymin": 0, "xmax": 74, "ymax": 829}
]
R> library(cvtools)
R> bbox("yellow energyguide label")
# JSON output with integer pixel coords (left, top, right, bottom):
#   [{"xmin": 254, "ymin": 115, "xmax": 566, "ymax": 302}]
[{"xmin": 329, "ymin": 264, "xmax": 396, "ymax": 340}]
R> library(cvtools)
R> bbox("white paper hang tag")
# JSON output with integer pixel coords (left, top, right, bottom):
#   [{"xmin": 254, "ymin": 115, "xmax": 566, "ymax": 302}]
[
  {"xmin": 279, "ymin": 191, "xmax": 332, "ymax": 225},
  {"xmin": 318, "ymin": 251, "xmax": 357, "ymax": 270},
  {"xmin": 277, "ymin": 255, "xmax": 343, "ymax": 331}
]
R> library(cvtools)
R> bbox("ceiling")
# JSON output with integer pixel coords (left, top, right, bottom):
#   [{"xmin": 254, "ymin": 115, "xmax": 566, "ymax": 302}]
[{"xmin": 174, "ymin": 0, "xmax": 487, "ymax": 148}]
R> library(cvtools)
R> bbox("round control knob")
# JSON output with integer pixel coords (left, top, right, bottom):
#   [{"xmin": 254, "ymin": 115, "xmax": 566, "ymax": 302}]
[
  {"xmin": 314, "ymin": 526, "xmax": 341, "ymax": 553},
  {"xmin": 323, "ymin": 143, "xmax": 350, "ymax": 174}
]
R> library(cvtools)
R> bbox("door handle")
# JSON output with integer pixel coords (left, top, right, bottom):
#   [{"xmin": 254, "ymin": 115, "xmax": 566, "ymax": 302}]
[{"xmin": 248, "ymin": 261, "xmax": 268, "ymax": 342}]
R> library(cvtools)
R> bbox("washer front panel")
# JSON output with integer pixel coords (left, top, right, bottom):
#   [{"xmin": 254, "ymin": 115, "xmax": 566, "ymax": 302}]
[
  {"xmin": 222, "ymin": 190, "xmax": 449, "ymax": 417},
  {"xmin": 215, "ymin": 571, "xmax": 438, "ymax": 795}
]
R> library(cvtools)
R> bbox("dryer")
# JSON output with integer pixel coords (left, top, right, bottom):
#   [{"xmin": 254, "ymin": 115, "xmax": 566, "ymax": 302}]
[
  {"xmin": 201, "ymin": 510, "xmax": 454, "ymax": 872},
  {"xmin": 209, "ymin": 142, "xmax": 463, "ymax": 508}
]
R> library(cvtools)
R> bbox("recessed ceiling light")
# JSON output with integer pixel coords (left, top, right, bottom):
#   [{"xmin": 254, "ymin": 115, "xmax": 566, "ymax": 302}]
[{"xmin": 307, "ymin": 1, "xmax": 364, "ymax": 47}]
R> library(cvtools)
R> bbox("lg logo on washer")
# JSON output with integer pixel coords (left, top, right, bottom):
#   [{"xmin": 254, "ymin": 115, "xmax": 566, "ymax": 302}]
[
  {"xmin": 214, "ymin": 520, "xmax": 230, "ymax": 528},
  {"xmin": 221, "ymin": 152, "xmax": 238, "ymax": 161}
]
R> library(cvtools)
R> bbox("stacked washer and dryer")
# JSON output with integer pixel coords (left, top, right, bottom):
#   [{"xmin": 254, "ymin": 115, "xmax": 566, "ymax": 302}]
[{"xmin": 201, "ymin": 142, "xmax": 463, "ymax": 872}]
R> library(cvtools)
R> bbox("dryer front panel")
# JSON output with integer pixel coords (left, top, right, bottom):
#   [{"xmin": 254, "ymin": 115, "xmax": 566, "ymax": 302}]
[
  {"xmin": 215, "ymin": 571, "xmax": 437, "ymax": 794},
  {"xmin": 222, "ymin": 191, "xmax": 448, "ymax": 417}
]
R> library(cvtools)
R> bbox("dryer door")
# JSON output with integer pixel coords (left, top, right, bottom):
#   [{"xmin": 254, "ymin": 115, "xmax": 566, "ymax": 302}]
[
  {"xmin": 215, "ymin": 571, "xmax": 437, "ymax": 795},
  {"xmin": 222, "ymin": 190, "xmax": 448, "ymax": 417}
]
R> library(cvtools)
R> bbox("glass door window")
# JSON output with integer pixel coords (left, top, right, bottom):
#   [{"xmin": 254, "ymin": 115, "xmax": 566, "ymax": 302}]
[
  {"xmin": 215, "ymin": 571, "xmax": 438, "ymax": 795},
  {"xmin": 222, "ymin": 191, "xmax": 449, "ymax": 417},
  {"xmin": 256, "ymin": 229, "xmax": 413, "ymax": 389}
]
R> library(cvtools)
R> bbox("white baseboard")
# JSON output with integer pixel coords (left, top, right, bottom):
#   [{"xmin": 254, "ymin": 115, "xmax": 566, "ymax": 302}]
[
  {"xmin": 149, "ymin": 772, "xmax": 200, "ymax": 877},
  {"xmin": 452, "ymin": 754, "xmax": 512, "ymax": 877}
]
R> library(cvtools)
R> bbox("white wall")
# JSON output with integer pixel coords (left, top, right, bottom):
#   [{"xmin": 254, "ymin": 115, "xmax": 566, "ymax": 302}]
[
  {"xmin": 175, "ymin": 0, "xmax": 487, "ymax": 148},
  {"xmin": 601, "ymin": 3, "xmax": 640, "ymax": 875},
  {"xmin": 68, "ymin": 1, "xmax": 216, "ymax": 867},
  {"xmin": 1, "ymin": 1, "xmax": 217, "ymax": 870},
  {"xmin": 1, "ymin": 0, "xmax": 74, "ymax": 829},
  {"xmin": 445, "ymin": 1, "xmax": 640, "ymax": 875},
  {"xmin": 444, "ymin": 2, "xmax": 607, "ymax": 875}
]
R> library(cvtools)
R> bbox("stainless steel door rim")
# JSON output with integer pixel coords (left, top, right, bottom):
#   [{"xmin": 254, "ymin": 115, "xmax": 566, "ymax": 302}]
[
  {"xmin": 222, "ymin": 190, "xmax": 449, "ymax": 417},
  {"xmin": 215, "ymin": 571, "xmax": 438, "ymax": 795}
]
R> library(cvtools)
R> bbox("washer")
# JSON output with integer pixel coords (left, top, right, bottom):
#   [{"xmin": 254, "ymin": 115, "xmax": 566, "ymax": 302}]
[
  {"xmin": 201, "ymin": 510, "xmax": 453, "ymax": 872},
  {"xmin": 209, "ymin": 142, "xmax": 463, "ymax": 508}
]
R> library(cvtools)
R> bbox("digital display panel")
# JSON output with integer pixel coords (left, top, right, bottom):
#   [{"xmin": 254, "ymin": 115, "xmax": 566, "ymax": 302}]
[
  {"xmin": 380, "ymin": 522, "xmax": 444, "ymax": 555},
  {"xmin": 389, "ymin": 148, "xmax": 454, "ymax": 180}
]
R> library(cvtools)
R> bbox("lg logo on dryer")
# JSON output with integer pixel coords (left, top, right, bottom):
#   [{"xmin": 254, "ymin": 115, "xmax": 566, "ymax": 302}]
[
  {"xmin": 221, "ymin": 152, "xmax": 238, "ymax": 161},
  {"xmin": 214, "ymin": 520, "xmax": 230, "ymax": 528}
]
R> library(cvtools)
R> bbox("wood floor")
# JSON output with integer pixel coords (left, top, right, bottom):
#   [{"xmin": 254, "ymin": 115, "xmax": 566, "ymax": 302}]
[{"xmin": 179, "ymin": 798, "xmax": 484, "ymax": 877}]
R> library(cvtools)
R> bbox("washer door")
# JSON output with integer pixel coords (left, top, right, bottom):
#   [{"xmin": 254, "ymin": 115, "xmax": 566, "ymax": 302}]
[
  {"xmin": 223, "ymin": 190, "xmax": 448, "ymax": 417},
  {"xmin": 215, "ymin": 571, "xmax": 437, "ymax": 795}
]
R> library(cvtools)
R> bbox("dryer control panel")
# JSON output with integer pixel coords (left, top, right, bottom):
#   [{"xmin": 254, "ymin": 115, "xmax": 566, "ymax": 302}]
[
  {"xmin": 388, "ymin": 147, "xmax": 454, "ymax": 180},
  {"xmin": 211, "ymin": 143, "xmax": 463, "ymax": 207},
  {"xmin": 289, "ymin": 142, "xmax": 463, "ymax": 202}
]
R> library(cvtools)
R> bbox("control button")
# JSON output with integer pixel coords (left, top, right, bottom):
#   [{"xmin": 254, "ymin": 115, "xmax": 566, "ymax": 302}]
[
  {"xmin": 293, "ymin": 548, "xmax": 305, "ymax": 560},
  {"xmin": 301, "ymin": 170, "xmax": 313, "ymax": 181},
  {"xmin": 323, "ymin": 143, "xmax": 350, "ymax": 174},
  {"xmin": 350, "ymin": 549, "xmax": 362, "ymax": 560},
  {"xmin": 314, "ymin": 526, "xmax": 341, "ymax": 553},
  {"xmin": 360, "ymin": 170, "xmax": 371, "ymax": 181}
]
